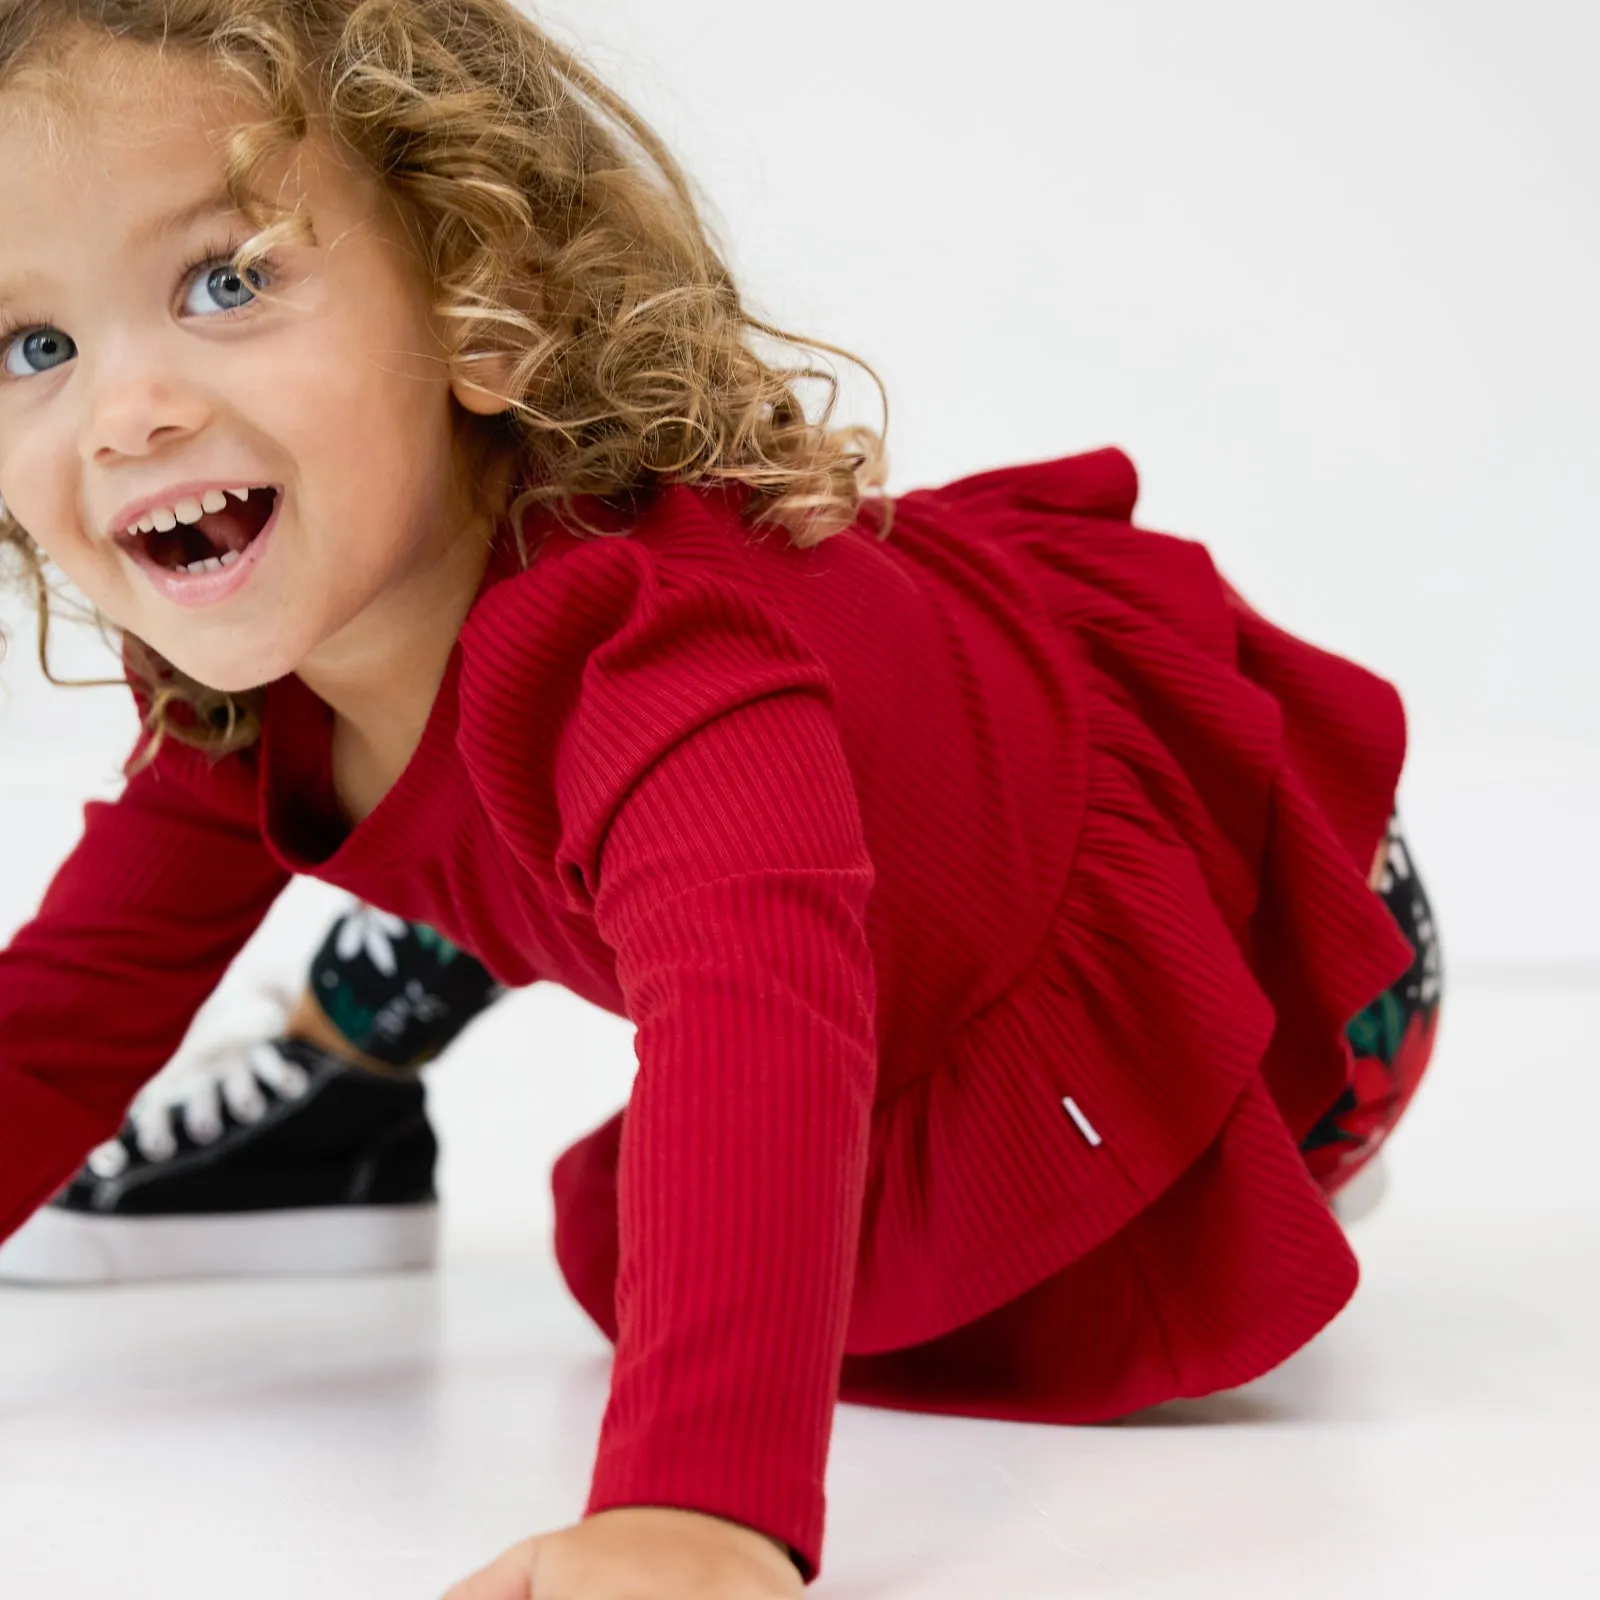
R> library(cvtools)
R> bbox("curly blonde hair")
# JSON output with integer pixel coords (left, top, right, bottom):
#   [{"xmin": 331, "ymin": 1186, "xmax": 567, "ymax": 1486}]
[{"xmin": 0, "ymin": 0, "xmax": 893, "ymax": 770}]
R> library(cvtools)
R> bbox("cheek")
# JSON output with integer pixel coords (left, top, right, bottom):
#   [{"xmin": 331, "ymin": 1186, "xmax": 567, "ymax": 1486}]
[
  {"xmin": 6, "ymin": 506, "xmax": 81, "ymax": 579},
  {"xmin": 0, "ymin": 449, "xmax": 85, "ymax": 574},
  {"xmin": 50, "ymin": 544, "xmax": 135, "ymax": 628},
  {"xmin": 15, "ymin": 505, "xmax": 133, "ymax": 623}
]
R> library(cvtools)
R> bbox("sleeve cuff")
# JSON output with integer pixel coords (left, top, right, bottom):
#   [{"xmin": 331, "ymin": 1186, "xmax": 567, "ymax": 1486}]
[
  {"xmin": 0, "ymin": 1064, "xmax": 119, "ymax": 1245},
  {"xmin": 585, "ymin": 1438, "xmax": 825, "ymax": 1585}
]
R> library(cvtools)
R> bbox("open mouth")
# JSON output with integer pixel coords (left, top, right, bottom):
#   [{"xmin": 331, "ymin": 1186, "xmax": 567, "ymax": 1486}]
[{"xmin": 117, "ymin": 486, "xmax": 280, "ymax": 574}]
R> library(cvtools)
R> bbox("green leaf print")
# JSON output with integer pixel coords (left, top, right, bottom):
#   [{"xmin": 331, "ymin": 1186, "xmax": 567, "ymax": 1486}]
[
  {"xmin": 318, "ymin": 974, "xmax": 379, "ymax": 1050},
  {"xmin": 1344, "ymin": 989, "xmax": 1407, "ymax": 1066},
  {"xmin": 411, "ymin": 924, "xmax": 461, "ymax": 966}
]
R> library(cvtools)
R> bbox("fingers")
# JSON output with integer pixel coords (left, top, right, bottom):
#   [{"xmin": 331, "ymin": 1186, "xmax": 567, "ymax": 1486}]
[{"xmin": 440, "ymin": 1534, "xmax": 541, "ymax": 1600}]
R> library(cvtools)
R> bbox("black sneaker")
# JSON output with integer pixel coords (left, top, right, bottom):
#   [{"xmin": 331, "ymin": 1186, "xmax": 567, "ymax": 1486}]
[{"xmin": 0, "ymin": 1035, "xmax": 439, "ymax": 1285}]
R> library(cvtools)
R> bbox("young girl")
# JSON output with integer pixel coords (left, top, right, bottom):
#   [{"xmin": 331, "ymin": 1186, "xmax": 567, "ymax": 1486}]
[{"xmin": 0, "ymin": 2, "xmax": 1443, "ymax": 1596}]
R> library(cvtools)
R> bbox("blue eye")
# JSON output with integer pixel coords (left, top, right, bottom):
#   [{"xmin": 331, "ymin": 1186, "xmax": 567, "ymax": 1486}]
[{"xmin": 0, "ymin": 241, "xmax": 276, "ymax": 381}]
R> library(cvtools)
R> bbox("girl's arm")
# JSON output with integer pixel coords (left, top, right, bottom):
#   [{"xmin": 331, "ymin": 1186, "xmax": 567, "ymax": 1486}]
[
  {"xmin": 0, "ymin": 741, "xmax": 292, "ymax": 1244},
  {"xmin": 578, "ymin": 685, "xmax": 878, "ymax": 1586},
  {"xmin": 460, "ymin": 537, "xmax": 882, "ymax": 1584}
]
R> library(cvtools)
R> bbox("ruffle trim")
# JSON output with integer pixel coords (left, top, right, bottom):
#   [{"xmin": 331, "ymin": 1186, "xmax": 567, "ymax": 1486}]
[{"xmin": 846, "ymin": 448, "xmax": 1412, "ymax": 1358}]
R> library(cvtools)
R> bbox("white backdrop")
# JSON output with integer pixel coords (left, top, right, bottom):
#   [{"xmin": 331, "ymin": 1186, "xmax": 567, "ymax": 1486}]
[
  {"xmin": 4, "ymin": 0, "xmax": 1597, "ymax": 977},
  {"xmin": 2, "ymin": 15, "xmax": 1596, "ymax": 1587}
]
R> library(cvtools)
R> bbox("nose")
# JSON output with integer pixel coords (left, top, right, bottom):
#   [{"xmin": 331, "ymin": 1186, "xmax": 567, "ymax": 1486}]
[
  {"xmin": 84, "ymin": 340, "xmax": 210, "ymax": 466},
  {"xmin": 90, "ymin": 388, "xmax": 207, "ymax": 462}
]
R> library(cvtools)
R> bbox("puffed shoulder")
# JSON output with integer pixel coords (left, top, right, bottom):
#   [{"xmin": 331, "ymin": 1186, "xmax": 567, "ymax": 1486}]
[{"xmin": 454, "ymin": 528, "xmax": 840, "ymax": 912}]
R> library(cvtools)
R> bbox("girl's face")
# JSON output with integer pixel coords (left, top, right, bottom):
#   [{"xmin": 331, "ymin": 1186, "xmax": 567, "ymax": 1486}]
[{"xmin": 0, "ymin": 43, "xmax": 511, "ymax": 695}]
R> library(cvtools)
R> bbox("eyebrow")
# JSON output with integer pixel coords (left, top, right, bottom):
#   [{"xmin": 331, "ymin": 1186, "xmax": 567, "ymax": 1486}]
[
  {"xmin": 0, "ymin": 187, "xmax": 245, "ymax": 313},
  {"xmin": 131, "ymin": 187, "xmax": 245, "ymax": 248}
]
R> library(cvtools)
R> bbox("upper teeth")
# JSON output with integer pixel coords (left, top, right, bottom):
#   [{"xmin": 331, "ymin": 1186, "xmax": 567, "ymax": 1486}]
[{"xmin": 124, "ymin": 484, "xmax": 265, "ymax": 537}]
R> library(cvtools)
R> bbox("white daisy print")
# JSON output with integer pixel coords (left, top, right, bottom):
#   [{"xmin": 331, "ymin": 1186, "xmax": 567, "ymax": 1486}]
[{"xmin": 332, "ymin": 903, "xmax": 411, "ymax": 978}]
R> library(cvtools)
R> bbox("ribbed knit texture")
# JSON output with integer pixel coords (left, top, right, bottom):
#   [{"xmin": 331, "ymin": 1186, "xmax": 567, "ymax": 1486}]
[{"xmin": 0, "ymin": 447, "xmax": 1414, "ymax": 1583}]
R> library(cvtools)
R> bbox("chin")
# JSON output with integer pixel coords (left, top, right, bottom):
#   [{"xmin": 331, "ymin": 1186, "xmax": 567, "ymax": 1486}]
[
  {"xmin": 198, "ymin": 669, "xmax": 275, "ymax": 697},
  {"xmin": 160, "ymin": 646, "xmax": 289, "ymax": 698}
]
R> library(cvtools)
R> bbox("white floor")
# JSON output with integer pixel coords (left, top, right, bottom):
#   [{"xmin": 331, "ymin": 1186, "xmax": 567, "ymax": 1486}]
[
  {"xmin": 2, "ymin": 641, "xmax": 1598, "ymax": 1596},
  {"xmin": 0, "ymin": 976, "xmax": 1595, "ymax": 1598}
]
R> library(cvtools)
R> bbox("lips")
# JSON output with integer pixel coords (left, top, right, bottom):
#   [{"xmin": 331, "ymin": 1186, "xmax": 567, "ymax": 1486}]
[
  {"xmin": 123, "ymin": 488, "xmax": 284, "ymax": 610},
  {"xmin": 116, "ymin": 487, "xmax": 279, "ymax": 573}
]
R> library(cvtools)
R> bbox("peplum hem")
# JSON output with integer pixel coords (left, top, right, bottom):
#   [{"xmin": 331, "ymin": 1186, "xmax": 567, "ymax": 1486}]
[{"xmin": 844, "ymin": 449, "xmax": 1414, "ymax": 1380}]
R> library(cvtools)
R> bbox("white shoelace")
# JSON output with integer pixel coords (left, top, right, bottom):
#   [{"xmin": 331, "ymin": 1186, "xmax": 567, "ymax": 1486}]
[{"xmin": 85, "ymin": 989, "xmax": 315, "ymax": 1178}]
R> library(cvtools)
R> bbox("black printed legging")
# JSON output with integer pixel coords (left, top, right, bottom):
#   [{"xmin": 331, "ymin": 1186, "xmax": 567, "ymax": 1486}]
[{"xmin": 307, "ymin": 813, "xmax": 1442, "ymax": 1200}]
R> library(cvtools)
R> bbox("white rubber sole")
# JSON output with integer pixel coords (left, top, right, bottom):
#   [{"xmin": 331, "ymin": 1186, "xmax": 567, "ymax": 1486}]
[{"xmin": 0, "ymin": 1201, "xmax": 439, "ymax": 1285}]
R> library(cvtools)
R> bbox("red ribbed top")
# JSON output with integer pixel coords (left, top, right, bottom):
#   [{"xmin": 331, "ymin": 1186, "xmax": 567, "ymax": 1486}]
[{"xmin": 0, "ymin": 448, "xmax": 1413, "ymax": 1582}]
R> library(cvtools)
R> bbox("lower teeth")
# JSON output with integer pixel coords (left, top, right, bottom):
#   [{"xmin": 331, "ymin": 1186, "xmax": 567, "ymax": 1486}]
[{"xmin": 179, "ymin": 549, "xmax": 242, "ymax": 575}]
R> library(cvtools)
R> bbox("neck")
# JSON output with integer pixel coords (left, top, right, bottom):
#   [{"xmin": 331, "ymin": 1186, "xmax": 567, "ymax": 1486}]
[{"xmin": 293, "ymin": 513, "xmax": 498, "ymax": 752}]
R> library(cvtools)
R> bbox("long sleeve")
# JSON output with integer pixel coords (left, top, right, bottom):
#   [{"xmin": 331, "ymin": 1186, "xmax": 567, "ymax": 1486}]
[
  {"xmin": 455, "ymin": 535, "xmax": 880, "ymax": 1582},
  {"xmin": 579, "ymin": 687, "xmax": 877, "ymax": 1584},
  {"xmin": 0, "ymin": 739, "xmax": 291, "ymax": 1244}
]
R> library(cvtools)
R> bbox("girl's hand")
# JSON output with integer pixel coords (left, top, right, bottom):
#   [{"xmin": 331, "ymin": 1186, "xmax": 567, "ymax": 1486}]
[{"xmin": 441, "ymin": 1505, "xmax": 807, "ymax": 1599}]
